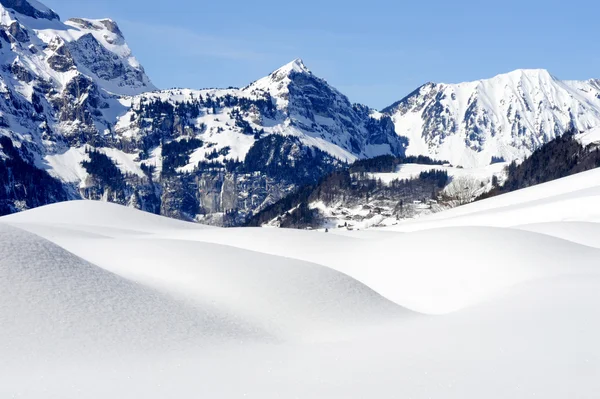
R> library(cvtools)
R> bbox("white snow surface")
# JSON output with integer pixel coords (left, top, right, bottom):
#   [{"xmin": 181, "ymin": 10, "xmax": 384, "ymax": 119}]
[
  {"xmin": 2, "ymin": 170, "xmax": 600, "ymax": 397},
  {"xmin": 366, "ymin": 161, "xmax": 507, "ymax": 184},
  {"xmin": 577, "ymin": 126, "xmax": 600, "ymax": 147}
]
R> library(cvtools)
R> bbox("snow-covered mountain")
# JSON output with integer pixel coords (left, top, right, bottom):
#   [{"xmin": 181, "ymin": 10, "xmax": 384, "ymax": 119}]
[
  {"xmin": 0, "ymin": 0, "xmax": 407, "ymax": 225},
  {"xmin": 110, "ymin": 58, "xmax": 406, "ymax": 169},
  {"xmin": 383, "ymin": 69, "xmax": 600, "ymax": 167},
  {"xmin": 3, "ymin": 0, "xmax": 600, "ymax": 225},
  {"xmin": 0, "ymin": 0, "xmax": 158, "ymax": 215},
  {"xmin": 241, "ymin": 59, "xmax": 406, "ymax": 160},
  {"xmin": 1, "ymin": 0, "xmax": 59, "ymax": 21},
  {"xmin": 0, "ymin": 0, "xmax": 155, "ymax": 153}
]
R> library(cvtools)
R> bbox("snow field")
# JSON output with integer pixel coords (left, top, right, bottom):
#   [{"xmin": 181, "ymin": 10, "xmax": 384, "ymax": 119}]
[{"xmin": 2, "ymin": 167, "xmax": 600, "ymax": 398}]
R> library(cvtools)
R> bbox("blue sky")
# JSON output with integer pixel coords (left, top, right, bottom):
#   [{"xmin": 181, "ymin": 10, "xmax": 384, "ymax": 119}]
[{"xmin": 43, "ymin": 0, "xmax": 600, "ymax": 109}]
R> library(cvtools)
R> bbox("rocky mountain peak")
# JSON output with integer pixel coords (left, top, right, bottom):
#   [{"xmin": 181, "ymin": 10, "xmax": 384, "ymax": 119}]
[
  {"xmin": 275, "ymin": 58, "xmax": 311, "ymax": 76},
  {"xmin": 67, "ymin": 18, "xmax": 124, "ymax": 38},
  {"xmin": 244, "ymin": 58, "xmax": 312, "ymax": 95}
]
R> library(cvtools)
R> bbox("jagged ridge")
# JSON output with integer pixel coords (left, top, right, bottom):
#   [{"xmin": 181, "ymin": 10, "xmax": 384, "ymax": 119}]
[{"xmin": 383, "ymin": 69, "xmax": 600, "ymax": 167}]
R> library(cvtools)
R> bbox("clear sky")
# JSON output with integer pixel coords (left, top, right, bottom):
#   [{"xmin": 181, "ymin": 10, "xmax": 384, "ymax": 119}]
[{"xmin": 43, "ymin": 0, "xmax": 600, "ymax": 109}]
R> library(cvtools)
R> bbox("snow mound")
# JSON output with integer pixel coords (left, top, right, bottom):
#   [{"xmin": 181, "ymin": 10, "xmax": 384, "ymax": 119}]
[
  {"xmin": 6, "ymin": 186, "xmax": 600, "ymax": 315},
  {"xmin": 0, "ymin": 223, "xmax": 263, "ymax": 359},
  {"xmin": 146, "ymin": 223, "xmax": 599, "ymax": 314},
  {"xmin": 515, "ymin": 221, "xmax": 600, "ymax": 248},
  {"xmin": 1, "ymin": 200, "xmax": 212, "ymax": 234},
  {"xmin": 2, "ymin": 202, "xmax": 407, "ymax": 343},
  {"xmin": 3, "ymin": 166, "xmax": 600, "ymax": 398}
]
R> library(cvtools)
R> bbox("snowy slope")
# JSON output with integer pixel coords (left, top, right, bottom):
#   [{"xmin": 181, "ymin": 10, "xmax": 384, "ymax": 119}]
[
  {"xmin": 366, "ymin": 161, "xmax": 506, "ymax": 184},
  {"xmin": 384, "ymin": 69, "xmax": 600, "ymax": 167},
  {"xmin": 577, "ymin": 126, "xmax": 600, "ymax": 147},
  {"xmin": 0, "ymin": 223, "xmax": 257, "ymax": 357},
  {"xmin": 2, "ymin": 167, "xmax": 600, "ymax": 397},
  {"xmin": 385, "ymin": 167, "xmax": 600, "ymax": 232}
]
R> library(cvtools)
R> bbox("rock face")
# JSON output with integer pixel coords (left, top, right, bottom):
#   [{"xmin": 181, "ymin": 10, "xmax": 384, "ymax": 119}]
[
  {"xmin": 383, "ymin": 70, "xmax": 600, "ymax": 167},
  {"xmin": 0, "ymin": 1, "xmax": 406, "ymax": 225},
  {"xmin": 0, "ymin": 136, "xmax": 70, "ymax": 215},
  {"xmin": 243, "ymin": 59, "xmax": 407, "ymax": 160}
]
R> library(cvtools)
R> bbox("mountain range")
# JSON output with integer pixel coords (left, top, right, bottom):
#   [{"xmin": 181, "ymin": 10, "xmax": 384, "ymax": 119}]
[
  {"xmin": 1, "ymin": 0, "xmax": 599, "ymax": 225},
  {"xmin": 383, "ymin": 69, "xmax": 600, "ymax": 167}
]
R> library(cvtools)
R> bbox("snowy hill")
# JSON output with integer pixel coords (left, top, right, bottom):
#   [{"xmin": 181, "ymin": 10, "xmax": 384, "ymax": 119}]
[
  {"xmin": 383, "ymin": 69, "xmax": 600, "ymax": 167},
  {"xmin": 2, "ymin": 168, "xmax": 600, "ymax": 397}
]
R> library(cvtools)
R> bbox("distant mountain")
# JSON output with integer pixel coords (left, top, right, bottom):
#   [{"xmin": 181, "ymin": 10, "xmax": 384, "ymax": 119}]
[
  {"xmin": 0, "ymin": 0, "xmax": 154, "ymax": 215},
  {"xmin": 0, "ymin": 0, "xmax": 406, "ymax": 224},
  {"xmin": 117, "ymin": 58, "xmax": 406, "ymax": 169},
  {"xmin": 2, "ymin": 0, "xmax": 600, "ymax": 226},
  {"xmin": 241, "ymin": 59, "xmax": 406, "ymax": 160},
  {"xmin": 383, "ymin": 69, "xmax": 600, "ymax": 167}
]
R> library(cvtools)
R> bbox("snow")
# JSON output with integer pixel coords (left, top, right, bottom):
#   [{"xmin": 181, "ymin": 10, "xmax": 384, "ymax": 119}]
[
  {"xmin": 366, "ymin": 162, "xmax": 506, "ymax": 184},
  {"xmin": 388, "ymin": 69, "xmax": 600, "ymax": 167},
  {"xmin": 386, "ymin": 167, "xmax": 600, "ymax": 232},
  {"xmin": 276, "ymin": 58, "xmax": 311, "ymax": 75},
  {"xmin": 42, "ymin": 146, "xmax": 88, "ymax": 183},
  {"xmin": 0, "ymin": 223, "xmax": 240, "ymax": 357},
  {"xmin": 0, "ymin": 5, "xmax": 155, "ymax": 97},
  {"xmin": 42, "ymin": 146, "xmax": 146, "ymax": 184},
  {"xmin": 245, "ymin": 58, "xmax": 312, "ymax": 99},
  {"xmin": 101, "ymin": 147, "xmax": 145, "ymax": 177},
  {"xmin": 577, "ymin": 126, "xmax": 600, "ymax": 147},
  {"xmin": 2, "ymin": 167, "xmax": 600, "ymax": 397}
]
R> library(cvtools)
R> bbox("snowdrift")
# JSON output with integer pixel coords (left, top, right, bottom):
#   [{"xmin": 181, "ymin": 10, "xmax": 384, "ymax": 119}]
[
  {"xmin": 2, "ymin": 168, "xmax": 600, "ymax": 398},
  {"xmin": 0, "ymin": 224, "xmax": 260, "ymax": 358}
]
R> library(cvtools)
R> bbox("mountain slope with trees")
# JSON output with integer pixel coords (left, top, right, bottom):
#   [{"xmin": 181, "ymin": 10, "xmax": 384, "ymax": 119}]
[
  {"xmin": 246, "ymin": 155, "xmax": 452, "ymax": 229},
  {"xmin": 478, "ymin": 131, "xmax": 600, "ymax": 201}
]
